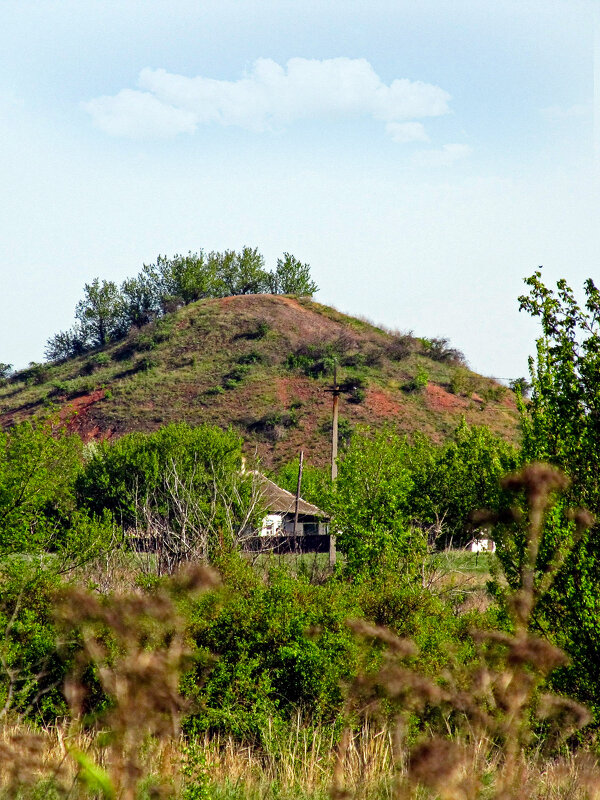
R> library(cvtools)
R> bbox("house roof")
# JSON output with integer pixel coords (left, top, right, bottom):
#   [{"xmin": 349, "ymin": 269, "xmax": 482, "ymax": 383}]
[{"xmin": 257, "ymin": 475, "xmax": 329, "ymax": 519}]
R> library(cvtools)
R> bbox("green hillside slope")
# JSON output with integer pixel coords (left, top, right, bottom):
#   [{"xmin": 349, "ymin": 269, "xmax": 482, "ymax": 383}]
[{"xmin": 0, "ymin": 294, "xmax": 519, "ymax": 468}]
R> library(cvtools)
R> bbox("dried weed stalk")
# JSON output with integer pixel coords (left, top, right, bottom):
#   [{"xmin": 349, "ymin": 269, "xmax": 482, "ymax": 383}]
[
  {"xmin": 334, "ymin": 463, "xmax": 598, "ymax": 800},
  {"xmin": 55, "ymin": 563, "xmax": 219, "ymax": 800}
]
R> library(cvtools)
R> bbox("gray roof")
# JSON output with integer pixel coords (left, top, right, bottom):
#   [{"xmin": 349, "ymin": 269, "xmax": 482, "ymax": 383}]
[{"xmin": 257, "ymin": 475, "xmax": 329, "ymax": 518}]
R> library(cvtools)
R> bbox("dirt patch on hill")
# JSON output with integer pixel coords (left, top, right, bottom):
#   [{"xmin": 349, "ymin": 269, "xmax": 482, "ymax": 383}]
[
  {"xmin": 61, "ymin": 390, "xmax": 113, "ymax": 441},
  {"xmin": 425, "ymin": 383, "xmax": 467, "ymax": 412},
  {"xmin": 275, "ymin": 376, "xmax": 317, "ymax": 407},
  {"xmin": 365, "ymin": 387, "xmax": 402, "ymax": 417},
  {"xmin": 217, "ymin": 294, "xmax": 368, "ymax": 351}
]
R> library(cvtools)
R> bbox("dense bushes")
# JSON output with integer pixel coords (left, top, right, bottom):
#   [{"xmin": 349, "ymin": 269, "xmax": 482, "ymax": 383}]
[
  {"xmin": 184, "ymin": 557, "xmax": 360, "ymax": 740},
  {"xmin": 276, "ymin": 421, "xmax": 518, "ymax": 570},
  {"xmin": 77, "ymin": 423, "xmax": 258, "ymax": 566},
  {"xmin": 0, "ymin": 418, "xmax": 114, "ymax": 561},
  {"xmin": 0, "ymin": 560, "xmax": 70, "ymax": 723}
]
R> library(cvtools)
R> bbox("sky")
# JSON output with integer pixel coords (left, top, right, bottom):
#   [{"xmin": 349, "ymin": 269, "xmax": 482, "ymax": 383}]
[{"xmin": 1, "ymin": 0, "xmax": 598, "ymax": 381}]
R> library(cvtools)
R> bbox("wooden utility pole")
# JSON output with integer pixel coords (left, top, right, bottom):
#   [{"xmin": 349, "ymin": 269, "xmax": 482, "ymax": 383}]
[
  {"xmin": 326, "ymin": 363, "xmax": 341, "ymax": 481},
  {"xmin": 324, "ymin": 364, "xmax": 340, "ymax": 566},
  {"xmin": 293, "ymin": 450, "xmax": 304, "ymax": 539}
]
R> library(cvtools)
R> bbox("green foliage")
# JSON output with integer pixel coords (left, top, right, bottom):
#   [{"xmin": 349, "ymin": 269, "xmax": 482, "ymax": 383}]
[
  {"xmin": 44, "ymin": 247, "xmax": 317, "ymax": 363},
  {"xmin": 516, "ymin": 270, "xmax": 600, "ymax": 721},
  {"xmin": 420, "ymin": 336, "xmax": 466, "ymax": 365},
  {"xmin": 268, "ymin": 253, "xmax": 318, "ymax": 296},
  {"xmin": 184, "ymin": 556, "xmax": 360, "ymax": 741},
  {"xmin": 181, "ymin": 741, "xmax": 211, "ymax": 800},
  {"xmin": 0, "ymin": 418, "xmax": 80, "ymax": 553},
  {"xmin": 508, "ymin": 376, "xmax": 532, "ymax": 398},
  {"xmin": 518, "ymin": 270, "xmax": 600, "ymax": 507},
  {"xmin": 237, "ymin": 350, "xmax": 264, "ymax": 365},
  {"xmin": 76, "ymin": 278, "xmax": 127, "ymax": 348},
  {"xmin": 448, "ymin": 367, "xmax": 474, "ymax": 396},
  {"xmin": 278, "ymin": 422, "xmax": 516, "ymax": 559},
  {"xmin": 223, "ymin": 364, "xmax": 252, "ymax": 389},
  {"xmin": 22, "ymin": 361, "xmax": 52, "ymax": 385},
  {"xmin": 0, "ymin": 362, "xmax": 13, "ymax": 379},
  {"xmin": 285, "ymin": 337, "xmax": 351, "ymax": 378},
  {"xmin": 213, "ymin": 247, "xmax": 270, "ymax": 296},
  {"xmin": 327, "ymin": 427, "xmax": 422, "ymax": 577},
  {"xmin": 0, "ymin": 559, "xmax": 69, "ymax": 722},
  {"xmin": 81, "ymin": 352, "xmax": 111, "ymax": 375},
  {"xmin": 76, "ymin": 423, "xmax": 253, "ymax": 560},
  {"xmin": 120, "ymin": 273, "xmax": 157, "ymax": 328},
  {"xmin": 248, "ymin": 411, "xmax": 299, "ymax": 441},
  {"xmin": 407, "ymin": 420, "xmax": 518, "ymax": 545},
  {"xmin": 404, "ymin": 364, "xmax": 428, "ymax": 393},
  {"xmin": 142, "ymin": 251, "xmax": 219, "ymax": 305}
]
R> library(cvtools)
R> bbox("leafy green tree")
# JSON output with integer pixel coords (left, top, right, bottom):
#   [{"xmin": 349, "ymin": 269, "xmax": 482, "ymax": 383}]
[
  {"xmin": 120, "ymin": 273, "xmax": 159, "ymax": 328},
  {"xmin": 269, "ymin": 252, "xmax": 318, "ymax": 296},
  {"xmin": 0, "ymin": 362, "xmax": 13, "ymax": 379},
  {"xmin": 0, "ymin": 559, "xmax": 69, "ymax": 722},
  {"xmin": 76, "ymin": 423, "xmax": 259, "ymax": 566},
  {"xmin": 0, "ymin": 417, "xmax": 114, "ymax": 563},
  {"xmin": 407, "ymin": 421, "xmax": 518, "ymax": 545},
  {"xmin": 142, "ymin": 251, "xmax": 218, "ymax": 306},
  {"xmin": 75, "ymin": 278, "xmax": 127, "ymax": 348},
  {"xmin": 514, "ymin": 270, "xmax": 600, "ymax": 720},
  {"xmin": 508, "ymin": 376, "xmax": 532, "ymax": 398},
  {"xmin": 518, "ymin": 270, "xmax": 600, "ymax": 510},
  {"xmin": 326, "ymin": 427, "xmax": 422, "ymax": 577},
  {"xmin": 213, "ymin": 247, "xmax": 270, "ymax": 296},
  {"xmin": 44, "ymin": 324, "xmax": 87, "ymax": 362}
]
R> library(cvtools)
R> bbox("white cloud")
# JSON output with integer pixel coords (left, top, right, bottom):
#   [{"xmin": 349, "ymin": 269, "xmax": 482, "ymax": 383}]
[
  {"xmin": 83, "ymin": 57, "xmax": 451, "ymax": 139},
  {"xmin": 411, "ymin": 143, "xmax": 472, "ymax": 167},
  {"xmin": 385, "ymin": 121, "xmax": 430, "ymax": 143},
  {"xmin": 82, "ymin": 89, "xmax": 197, "ymax": 138}
]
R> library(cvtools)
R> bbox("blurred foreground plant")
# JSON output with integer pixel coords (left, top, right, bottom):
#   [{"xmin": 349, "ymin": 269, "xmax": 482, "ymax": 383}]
[
  {"xmin": 335, "ymin": 463, "xmax": 597, "ymax": 800},
  {"xmin": 55, "ymin": 563, "xmax": 219, "ymax": 800}
]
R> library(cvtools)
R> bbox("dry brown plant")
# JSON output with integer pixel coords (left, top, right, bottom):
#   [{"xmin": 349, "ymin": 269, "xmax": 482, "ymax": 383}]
[
  {"xmin": 53, "ymin": 563, "xmax": 219, "ymax": 800},
  {"xmin": 333, "ymin": 463, "xmax": 598, "ymax": 800}
]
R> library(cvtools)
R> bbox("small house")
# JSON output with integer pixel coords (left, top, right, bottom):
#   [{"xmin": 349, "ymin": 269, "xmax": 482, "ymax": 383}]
[{"xmin": 246, "ymin": 475, "xmax": 334, "ymax": 560}]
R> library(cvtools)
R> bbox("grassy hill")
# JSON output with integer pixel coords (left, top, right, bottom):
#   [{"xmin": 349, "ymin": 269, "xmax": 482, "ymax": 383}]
[{"xmin": 0, "ymin": 294, "xmax": 519, "ymax": 468}]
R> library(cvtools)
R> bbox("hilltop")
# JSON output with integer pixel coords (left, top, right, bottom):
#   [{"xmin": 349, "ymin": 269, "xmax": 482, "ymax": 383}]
[{"xmin": 0, "ymin": 294, "xmax": 519, "ymax": 468}]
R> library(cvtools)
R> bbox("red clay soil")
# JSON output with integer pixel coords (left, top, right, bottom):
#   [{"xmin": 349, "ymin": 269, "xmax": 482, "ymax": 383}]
[
  {"xmin": 425, "ymin": 383, "xmax": 468, "ymax": 412},
  {"xmin": 60, "ymin": 390, "xmax": 113, "ymax": 442},
  {"xmin": 365, "ymin": 387, "xmax": 402, "ymax": 417},
  {"xmin": 275, "ymin": 376, "xmax": 315, "ymax": 407}
]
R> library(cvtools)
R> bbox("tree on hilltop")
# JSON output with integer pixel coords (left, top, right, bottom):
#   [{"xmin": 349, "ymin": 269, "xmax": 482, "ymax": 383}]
[
  {"xmin": 75, "ymin": 278, "xmax": 127, "ymax": 348},
  {"xmin": 269, "ymin": 252, "xmax": 318, "ymax": 296}
]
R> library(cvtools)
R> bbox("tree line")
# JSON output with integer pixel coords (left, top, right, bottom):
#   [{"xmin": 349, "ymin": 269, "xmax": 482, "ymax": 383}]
[{"xmin": 44, "ymin": 248, "xmax": 318, "ymax": 362}]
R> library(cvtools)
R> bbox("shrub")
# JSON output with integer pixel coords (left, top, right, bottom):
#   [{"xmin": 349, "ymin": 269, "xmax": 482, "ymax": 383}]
[
  {"xmin": 247, "ymin": 410, "xmax": 298, "ymax": 441},
  {"xmin": 404, "ymin": 365, "xmax": 428, "ymax": 393},
  {"xmin": 449, "ymin": 368, "xmax": 476, "ymax": 396},
  {"xmin": 81, "ymin": 352, "xmax": 111, "ymax": 375},
  {"xmin": 222, "ymin": 363, "xmax": 251, "ymax": 389},
  {"xmin": 385, "ymin": 334, "xmax": 416, "ymax": 361},
  {"xmin": 420, "ymin": 337, "xmax": 467, "ymax": 366},
  {"xmin": 0, "ymin": 560, "xmax": 69, "ymax": 723},
  {"xmin": 235, "ymin": 320, "xmax": 271, "ymax": 341},
  {"xmin": 184, "ymin": 557, "xmax": 359, "ymax": 742},
  {"xmin": 76, "ymin": 423, "xmax": 255, "ymax": 568}
]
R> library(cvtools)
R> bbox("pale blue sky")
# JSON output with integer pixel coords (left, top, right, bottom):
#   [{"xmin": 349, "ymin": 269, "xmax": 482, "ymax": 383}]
[{"xmin": 1, "ymin": 0, "xmax": 597, "ymax": 380}]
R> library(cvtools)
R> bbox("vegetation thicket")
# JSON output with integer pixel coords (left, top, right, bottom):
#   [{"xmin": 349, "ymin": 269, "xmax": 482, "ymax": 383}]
[{"xmin": 2, "ymin": 268, "xmax": 600, "ymax": 799}]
